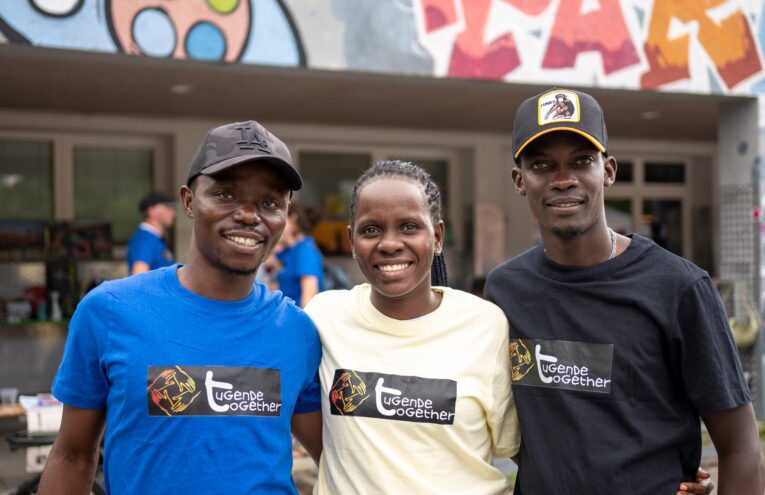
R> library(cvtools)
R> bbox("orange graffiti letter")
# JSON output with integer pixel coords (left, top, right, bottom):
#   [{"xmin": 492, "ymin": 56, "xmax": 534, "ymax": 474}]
[{"xmin": 641, "ymin": 0, "xmax": 762, "ymax": 90}]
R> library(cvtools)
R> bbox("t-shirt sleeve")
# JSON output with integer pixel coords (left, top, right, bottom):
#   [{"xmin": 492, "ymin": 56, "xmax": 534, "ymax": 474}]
[
  {"xmin": 294, "ymin": 242, "xmax": 323, "ymax": 279},
  {"xmin": 128, "ymin": 232, "xmax": 156, "ymax": 267},
  {"xmin": 676, "ymin": 277, "xmax": 751, "ymax": 417},
  {"xmin": 293, "ymin": 314, "xmax": 322, "ymax": 414},
  {"xmin": 52, "ymin": 288, "xmax": 111, "ymax": 410},
  {"xmin": 488, "ymin": 316, "xmax": 521, "ymax": 458}
]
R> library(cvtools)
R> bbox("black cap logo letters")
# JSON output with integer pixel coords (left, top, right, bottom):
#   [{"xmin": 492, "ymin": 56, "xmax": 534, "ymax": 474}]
[{"xmin": 236, "ymin": 125, "xmax": 271, "ymax": 154}]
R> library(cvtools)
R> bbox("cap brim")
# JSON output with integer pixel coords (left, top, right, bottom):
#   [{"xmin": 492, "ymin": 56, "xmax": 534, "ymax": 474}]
[
  {"xmin": 200, "ymin": 155, "xmax": 302, "ymax": 190},
  {"xmin": 514, "ymin": 128, "xmax": 606, "ymax": 159}
]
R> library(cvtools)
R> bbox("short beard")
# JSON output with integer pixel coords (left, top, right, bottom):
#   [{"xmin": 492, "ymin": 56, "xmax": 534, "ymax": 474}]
[
  {"xmin": 216, "ymin": 262, "xmax": 258, "ymax": 277},
  {"xmin": 207, "ymin": 250, "xmax": 259, "ymax": 277},
  {"xmin": 550, "ymin": 226, "xmax": 586, "ymax": 240}
]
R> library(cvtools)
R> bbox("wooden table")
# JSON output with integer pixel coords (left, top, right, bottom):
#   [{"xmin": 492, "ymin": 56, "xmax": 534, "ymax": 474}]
[{"xmin": 0, "ymin": 404, "xmax": 25, "ymax": 418}]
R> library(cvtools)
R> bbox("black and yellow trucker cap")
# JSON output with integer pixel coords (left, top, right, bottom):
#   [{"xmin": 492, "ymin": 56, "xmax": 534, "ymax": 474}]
[{"xmin": 512, "ymin": 88, "xmax": 608, "ymax": 160}]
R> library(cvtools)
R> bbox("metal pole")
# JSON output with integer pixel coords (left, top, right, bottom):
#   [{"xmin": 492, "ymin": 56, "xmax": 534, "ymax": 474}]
[{"xmin": 755, "ymin": 140, "xmax": 764, "ymax": 419}]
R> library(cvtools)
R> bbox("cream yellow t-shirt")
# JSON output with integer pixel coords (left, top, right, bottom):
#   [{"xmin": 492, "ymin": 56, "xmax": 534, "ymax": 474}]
[{"xmin": 305, "ymin": 284, "xmax": 520, "ymax": 495}]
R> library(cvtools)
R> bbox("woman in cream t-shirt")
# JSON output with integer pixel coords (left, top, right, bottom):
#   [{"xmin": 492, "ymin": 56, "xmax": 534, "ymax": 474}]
[{"xmin": 305, "ymin": 160, "xmax": 519, "ymax": 494}]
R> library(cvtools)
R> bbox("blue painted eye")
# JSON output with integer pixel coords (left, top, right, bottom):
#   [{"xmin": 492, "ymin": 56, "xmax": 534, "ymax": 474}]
[
  {"xmin": 185, "ymin": 21, "xmax": 226, "ymax": 61},
  {"xmin": 132, "ymin": 8, "xmax": 176, "ymax": 58}
]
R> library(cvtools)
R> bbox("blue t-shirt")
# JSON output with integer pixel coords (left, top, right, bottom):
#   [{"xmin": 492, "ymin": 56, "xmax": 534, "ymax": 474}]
[
  {"xmin": 53, "ymin": 266, "xmax": 321, "ymax": 495},
  {"xmin": 126, "ymin": 225, "xmax": 174, "ymax": 272},
  {"xmin": 276, "ymin": 236, "xmax": 325, "ymax": 303}
]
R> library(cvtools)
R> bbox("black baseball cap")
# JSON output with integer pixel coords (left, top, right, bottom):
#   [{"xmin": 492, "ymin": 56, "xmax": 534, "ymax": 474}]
[
  {"xmin": 186, "ymin": 120, "xmax": 302, "ymax": 190},
  {"xmin": 139, "ymin": 191, "xmax": 176, "ymax": 213},
  {"xmin": 512, "ymin": 88, "xmax": 608, "ymax": 160}
]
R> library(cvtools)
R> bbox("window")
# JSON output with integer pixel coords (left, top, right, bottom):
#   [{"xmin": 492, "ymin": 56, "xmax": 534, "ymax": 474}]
[
  {"xmin": 390, "ymin": 157, "xmax": 449, "ymax": 208},
  {"xmin": 300, "ymin": 152, "xmax": 371, "ymax": 220},
  {"xmin": 604, "ymin": 198, "xmax": 633, "ymax": 235},
  {"xmin": 615, "ymin": 160, "xmax": 633, "ymax": 183},
  {"xmin": 298, "ymin": 151, "xmax": 455, "ymax": 255},
  {"xmin": 74, "ymin": 147, "xmax": 154, "ymax": 244},
  {"xmin": 0, "ymin": 132, "xmax": 166, "ymax": 253},
  {"xmin": 0, "ymin": 139, "xmax": 53, "ymax": 220},
  {"xmin": 606, "ymin": 155, "xmax": 690, "ymax": 259},
  {"xmin": 299, "ymin": 152, "xmax": 370, "ymax": 254},
  {"xmin": 642, "ymin": 199, "xmax": 683, "ymax": 255},
  {"xmin": 644, "ymin": 162, "xmax": 685, "ymax": 183}
]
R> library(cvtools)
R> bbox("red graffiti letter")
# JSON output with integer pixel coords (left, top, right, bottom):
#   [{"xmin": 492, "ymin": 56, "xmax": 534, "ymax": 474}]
[
  {"xmin": 542, "ymin": 0, "xmax": 640, "ymax": 74},
  {"xmin": 422, "ymin": 0, "xmax": 458, "ymax": 33},
  {"xmin": 447, "ymin": 0, "xmax": 520, "ymax": 79}
]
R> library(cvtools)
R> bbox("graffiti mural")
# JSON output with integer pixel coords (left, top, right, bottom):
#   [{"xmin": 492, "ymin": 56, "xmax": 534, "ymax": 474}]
[
  {"xmin": 413, "ymin": 0, "xmax": 765, "ymax": 93},
  {"xmin": 1, "ymin": 0, "xmax": 765, "ymax": 94},
  {"xmin": 0, "ymin": 0, "xmax": 305, "ymax": 66}
]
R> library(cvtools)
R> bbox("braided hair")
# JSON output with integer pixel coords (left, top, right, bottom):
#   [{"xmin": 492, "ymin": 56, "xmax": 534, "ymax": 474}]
[{"xmin": 349, "ymin": 160, "xmax": 448, "ymax": 287}]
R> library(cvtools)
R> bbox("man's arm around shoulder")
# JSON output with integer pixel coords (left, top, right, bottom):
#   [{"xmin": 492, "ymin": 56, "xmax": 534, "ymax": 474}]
[
  {"xmin": 38, "ymin": 405, "xmax": 105, "ymax": 495},
  {"xmin": 704, "ymin": 402, "xmax": 764, "ymax": 495}
]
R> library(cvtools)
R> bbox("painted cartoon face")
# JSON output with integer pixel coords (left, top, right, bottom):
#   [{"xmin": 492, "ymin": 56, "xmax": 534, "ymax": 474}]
[{"xmin": 107, "ymin": 0, "xmax": 252, "ymax": 61}]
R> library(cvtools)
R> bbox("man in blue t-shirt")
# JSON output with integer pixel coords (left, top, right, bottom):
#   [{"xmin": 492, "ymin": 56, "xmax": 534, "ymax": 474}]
[
  {"xmin": 40, "ymin": 121, "xmax": 322, "ymax": 494},
  {"xmin": 126, "ymin": 191, "xmax": 177, "ymax": 275}
]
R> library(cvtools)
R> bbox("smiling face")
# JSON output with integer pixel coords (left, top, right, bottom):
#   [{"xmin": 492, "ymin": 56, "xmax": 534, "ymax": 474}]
[
  {"xmin": 514, "ymin": 131, "xmax": 616, "ymax": 241},
  {"xmin": 349, "ymin": 177, "xmax": 444, "ymax": 310},
  {"xmin": 181, "ymin": 162, "xmax": 290, "ymax": 277}
]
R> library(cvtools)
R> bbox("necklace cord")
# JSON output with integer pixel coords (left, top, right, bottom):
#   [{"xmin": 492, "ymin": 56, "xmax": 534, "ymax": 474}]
[{"xmin": 543, "ymin": 227, "xmax": 618, "ymax": 261}]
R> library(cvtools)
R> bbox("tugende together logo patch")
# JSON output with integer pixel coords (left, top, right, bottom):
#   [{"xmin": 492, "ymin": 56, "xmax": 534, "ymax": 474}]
[
  {"xmin": 511, "ymin": 339, "xmax": 613, "ymax": 393},
  {"xmin": 329, "ymin": 369, "xmax": 456, "ymax": 425},
  {"xmin": 147, "ymin": 365, "xmax": 282, "ymax": 417}
]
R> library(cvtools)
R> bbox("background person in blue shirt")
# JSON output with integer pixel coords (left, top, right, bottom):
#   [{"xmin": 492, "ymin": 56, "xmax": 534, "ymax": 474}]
[
  {"xmin": 276, "ymin": 202, "xmax": 325, "ymax": 307},
  {"xmin": 126, "ymin": 191, "xmax": 177, "ymax": 275}
]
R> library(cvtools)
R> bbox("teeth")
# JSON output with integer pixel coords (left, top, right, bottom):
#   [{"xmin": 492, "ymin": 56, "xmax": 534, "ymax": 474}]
[
  {"xmin": 226, "ymin": 235, "xmax": 258, "ymax": 246},
  {"xmin": 379, "ymin": 263, "xmax": 409, "ymax": 272},
  {"xmin": 552, "ymin": 202, "xmax": 578, "ymax": 207}
]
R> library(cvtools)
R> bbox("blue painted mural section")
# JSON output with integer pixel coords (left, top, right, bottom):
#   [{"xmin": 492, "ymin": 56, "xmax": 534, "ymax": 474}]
[
  {"xmin": 0, "ymin": 0, "xmax": 114, "ymax": 52},
  {"xmin": 240, "ymin": 0, "xmax": 303, "ymax": 66},
  {"xmin": 0, "ymin": 0, "xmax": 303, "ymax": 66}
]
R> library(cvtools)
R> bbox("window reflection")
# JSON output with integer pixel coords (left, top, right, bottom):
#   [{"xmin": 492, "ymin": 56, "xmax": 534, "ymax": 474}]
[{"xmin": 642, "ymin": 199, "xmax": 683, "ymax": 255}]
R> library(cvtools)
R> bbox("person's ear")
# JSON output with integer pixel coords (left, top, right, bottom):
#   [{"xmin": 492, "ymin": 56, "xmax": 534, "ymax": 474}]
[
  {"xmin": 180, "ymin": 185, "xmax": 194, "ymax": 219},
  {"xmin": 512, "ymin": 167, "xmax": 526, "ymax": 196},
  {"xmin": 434, "ymin": 220, "xmax": 445, "ymax": 255},
  {"xmin": 604, "ymin": 155, "xmax": 617, "ymax": 188}
]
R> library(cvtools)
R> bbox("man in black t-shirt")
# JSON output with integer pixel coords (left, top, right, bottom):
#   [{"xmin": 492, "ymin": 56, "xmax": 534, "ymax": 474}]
[{"xmin": 485, "ymin": 88, "xmax": 764, "ymax": 494}]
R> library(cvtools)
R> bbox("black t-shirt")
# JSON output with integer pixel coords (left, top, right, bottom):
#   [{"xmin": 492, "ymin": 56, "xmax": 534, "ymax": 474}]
[{"xmin": 485, "ymin": 235, "xmax": 750, "ymax": 495}]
